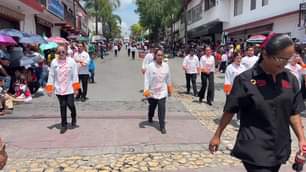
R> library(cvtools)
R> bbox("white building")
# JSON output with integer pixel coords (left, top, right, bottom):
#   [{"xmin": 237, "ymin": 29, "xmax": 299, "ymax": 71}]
[{"xmin": 186, "ymin": 0, "xmax": 305, "ymax": 43}]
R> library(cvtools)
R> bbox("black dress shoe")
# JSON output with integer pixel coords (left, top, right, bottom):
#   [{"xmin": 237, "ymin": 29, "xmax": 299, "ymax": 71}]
[
  {"xmin": 71, "ymin": 122, "xmax": 77, "ymax": 128},
  {"xmin": 81, "ymin": 97, "xmax": 86, "ymax": 102},
  {"xmin": 148, "ymin": 118, "xmax": 153, "ymax": 123},
  {"xmin": 161, "ymin": 128, "xmax": 167, "ymax": 134},
  {"xmin": 199, "ymin": 98, "xmax": 203, "ymax": 103},
  {"xmin": 60, "ymin": 126, "xmax": 67, "ymax": 134},
  {"xmin": 207, "ymin": 101, "xmax": 212, "ymax": 106}
]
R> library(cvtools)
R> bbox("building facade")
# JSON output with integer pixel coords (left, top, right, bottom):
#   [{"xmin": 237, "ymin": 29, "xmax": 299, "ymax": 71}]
[
  {"xmin": 0, "ymin": 0, "xmax": 88, "ymax": 38},
  {"xmin": 185, "ymin": 0, "xmax": 305, "ymax": 44}
]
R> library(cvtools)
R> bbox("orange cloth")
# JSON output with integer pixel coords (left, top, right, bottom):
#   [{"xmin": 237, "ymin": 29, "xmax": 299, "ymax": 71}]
[
  {"xmin": 224, "ymin": 84, "xmax": 232, "ymax": 94},
  {"xmin": 72, "ymin": 82, "xmax": 81, "ymax": 90},
  {"xmin": 167, "ymin": 85, "xmax": 174, "ymax": 94},
  {"xmin": 143, "ymin": 90, "xmax": 151, "ymax": 97},
  {"xmin": 45, "ymin": 84, "xmax": 54, "ymax": 94}
]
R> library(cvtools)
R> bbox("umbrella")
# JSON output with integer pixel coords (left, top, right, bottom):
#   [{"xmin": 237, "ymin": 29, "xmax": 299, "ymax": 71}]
[
  {"xmin": 47, "ymin": 36, "xmax": 68, "ymax": 44},
  {"xmin": 67, "ymin": 35, "xmax": 79, "ymax": 40},
  {"xmin": 0, "ymin": 28, "xmax": 26, "ymax": 38},
  {"xmin": 0, "ymin": 34, "xmax": 17, "ymax": 45},
  {"xmin": 78, "ymin": 36, "xmax": 89, "ymax": 42},
  {"xmin": 20, "ymin": 35, "xmax": 48, "ymax": 44},
  {"xmin": 39, "ymin": 42, "xmax": 58, "ymax": 52},
  {"xmin": 247, "ymin": 35, "xmax": 267, "ymax": 43}
]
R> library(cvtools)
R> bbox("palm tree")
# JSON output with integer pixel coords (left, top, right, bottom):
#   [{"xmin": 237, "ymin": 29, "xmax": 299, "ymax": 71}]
[{"xmin": 84, "ymin": 0, "xmax": 121, "ymax": 35}]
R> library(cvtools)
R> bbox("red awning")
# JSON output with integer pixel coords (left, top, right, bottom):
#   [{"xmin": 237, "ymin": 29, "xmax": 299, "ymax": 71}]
[{"xmin": 21, "ymin": 0, "xmax": 44, "ymax": 12}]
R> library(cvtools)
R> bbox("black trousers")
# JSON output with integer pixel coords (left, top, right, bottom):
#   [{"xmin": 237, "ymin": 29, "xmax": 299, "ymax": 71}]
[
  {"xmin": 220, "ymin": 61, "xmax": 227, "ymax": 72},
  {"xmin": 100, "ymin": 48, "xmax": 104, "ymax": 59},
  {"xmin": 114, "ymin": 50, "xmax": 118, "ymax": 57},
  {"xmin": 198, "ymin": 72, "xmax": 214, "ymax": 102},
  {"xmin": 132, "ymin": 51, "xmax": 136, "ymax": 60},
  {"xmin": 57, "ymin": 94, "xmax": 77, "ymax": 127},
  {"xmin": 243, "ymin": 162, "xmax": 281, "ymax": 172},
  {"xmin": 148, "ymin": 98, "xmax": 166, "ymax": 129},
  {"xmin": 128, "ymin": 49, "xmax": 131, "ymax": 57},
  {"xmin": 185, "ymin": 73, "xmax": 197, "ymax": 96},
  {"xmin": 78, "ymin": 74, "xmax": 89, "ymax": 98}
]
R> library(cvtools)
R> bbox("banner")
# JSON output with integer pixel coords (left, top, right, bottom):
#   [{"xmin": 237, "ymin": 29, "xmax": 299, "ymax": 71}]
[{"xmin": 47, "ymin": 0, "xmax": 64, "ymax": 20}]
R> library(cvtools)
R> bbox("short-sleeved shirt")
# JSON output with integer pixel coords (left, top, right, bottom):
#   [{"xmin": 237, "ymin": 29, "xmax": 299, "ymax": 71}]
[
  {"xmin": 224, "ymin": 62, "xmax": 305, "ymax": 167},
  {"xmin": 183, "ymin": 55, "xmax": 199, "ymax": 74},
  {"xmin": 241, "ymin": 55, "xmax": 259, "ymax": 70},
  {"xmin": 200, "ymin": 55, "xmax": 215, "ymax": 73}
]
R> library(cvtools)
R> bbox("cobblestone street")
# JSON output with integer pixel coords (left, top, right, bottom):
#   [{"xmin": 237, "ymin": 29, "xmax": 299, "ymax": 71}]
[{"xmin": 0, "ymin": 50, "xmax": 300, "ymax": 171}]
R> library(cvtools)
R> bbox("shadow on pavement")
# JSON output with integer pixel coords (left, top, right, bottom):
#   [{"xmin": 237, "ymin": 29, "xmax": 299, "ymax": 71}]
[
  {"xmin": 47, "ymin": 123, "xmax": 80, "ymax": 130},
  {"xmin": 139, "ymin": 120, "xmax": 160, "ymax": 132}
]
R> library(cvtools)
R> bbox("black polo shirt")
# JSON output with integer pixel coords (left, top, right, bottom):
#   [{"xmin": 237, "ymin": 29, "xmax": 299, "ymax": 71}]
[{"xmin": 224, "ymin": 62, "xmax": 305, "ymax": 167}]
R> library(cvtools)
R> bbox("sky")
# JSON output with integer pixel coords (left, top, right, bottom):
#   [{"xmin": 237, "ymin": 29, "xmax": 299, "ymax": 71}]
[{"xmin": 113, "ymin": 0, "xmax": 139, "ymax": 37}]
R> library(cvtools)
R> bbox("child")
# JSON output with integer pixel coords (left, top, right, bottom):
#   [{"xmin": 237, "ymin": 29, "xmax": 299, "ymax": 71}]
[
  {"xmin": 88, "ymin": 53, "xmax": 96, "ymax": 83},
  {"xmin": 14, "ymin": 74, "xmax": 32, "ymax": 103}
]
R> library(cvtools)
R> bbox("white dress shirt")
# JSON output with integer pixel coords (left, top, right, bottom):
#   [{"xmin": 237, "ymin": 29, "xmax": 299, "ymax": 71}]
[
  {"xmin": 225, "ymin": 63, "xmax": 246, "ymax": 86},
  {"xmin": 182, "ymin": 55, "xmax": 199, "ymax": 74},
  {"xmin": 47, "ymin": 57, "xmax": 79, "ymax": 95},
  {"xmin": 144, "ymin": 62, "xmax": 172, "ymax": 99},
  {"xmin": 142, "ymin": 53, "xmax": 154, "ymax": 70},
  {"xmin": 221, "ymin": 54, "xmax": 228, "ymax": 62},
  {"xmin": 73, "ymin": 51, "xmax": 90, "ymax": 75},
  {"xmin": 285, "ymin": 63, "xmax": 303, "ymax": 88},
  {"xmin": 200, "ymin": 55, "xmax": 215, "ymax": 73},
  {"xmin": 241, "ymin": 55, "xmax": 259, "ymax": 70}
]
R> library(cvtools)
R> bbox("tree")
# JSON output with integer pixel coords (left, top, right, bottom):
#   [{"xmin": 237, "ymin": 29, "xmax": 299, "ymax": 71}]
[
  {"xmin": 84, "ymin": 0, "xmax": 121, "ymax": 38},
  {"xmin": 130, "ymin": 23, "xmax": 144, "ymax": 40},
  {"xmin": 135, "ymin": 0, "xmax": 182, "ymax": 43}
]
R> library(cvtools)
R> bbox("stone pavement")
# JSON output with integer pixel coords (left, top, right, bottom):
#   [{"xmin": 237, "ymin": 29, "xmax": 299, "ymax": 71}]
[{"xmin": 0, "ymin": 50, "xmax": 302, "ymax": 172}]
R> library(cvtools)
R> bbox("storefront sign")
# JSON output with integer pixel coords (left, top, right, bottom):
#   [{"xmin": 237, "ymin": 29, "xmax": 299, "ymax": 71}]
[
  {"xmin": 47, "ymin": 0, "xmax": 64, "ymax": 20},
  {"xmin": 0, "ymin": 5, "xmax": 24, "ymax": 21},
  {"xmin": 35, "ymin": 16, "xmax": 53, "ymax": 28}
]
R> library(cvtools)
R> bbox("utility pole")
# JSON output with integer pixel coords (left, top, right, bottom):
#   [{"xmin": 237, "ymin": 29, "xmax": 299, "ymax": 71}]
[
  {"xmin": 184, "ymin": 0, "xmax": 188, "ymax": 44},
  {"xmin": 73, "ymin": 0, "xmax": 76, "ymax": 29},
  {"xmin": 95, "ymin": 0, "xmax": 98, "ymax": 35}
]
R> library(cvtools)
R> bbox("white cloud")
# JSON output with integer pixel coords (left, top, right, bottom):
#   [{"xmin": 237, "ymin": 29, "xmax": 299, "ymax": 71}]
[
  {"xmin": 121, "ymin": 22, "xmax": 130, "ymax": 36},
  {"xmin": 118, "ymin": 0, "xmax": 135, "ymax": 10}
]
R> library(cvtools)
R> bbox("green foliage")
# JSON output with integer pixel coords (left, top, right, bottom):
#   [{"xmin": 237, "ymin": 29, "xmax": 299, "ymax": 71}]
[
  {"xmin": 135, "ymin": 0, "xmax": 182, "ymax": 42},
  {"xmin": 84, "ymin": 0, "xmax": 122, "ymax": 39}
]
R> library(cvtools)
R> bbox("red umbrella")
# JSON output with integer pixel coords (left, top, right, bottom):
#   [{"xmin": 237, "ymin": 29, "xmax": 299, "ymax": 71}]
[
  {"xmin": 0, "ymin": 34, "xmax": 17, "ymax": 45},
  {"xmin": 247, "ymin": 35, "xmax": 267, "ymax": 43},
  {"xmin": 47, "ymin": 36, "xmax": 68, "ymax": 44}
]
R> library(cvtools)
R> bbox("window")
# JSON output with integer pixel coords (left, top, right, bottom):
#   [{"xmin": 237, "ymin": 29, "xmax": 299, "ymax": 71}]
[
  {"xmin": 251, "ymin": 0, "xmax": 256, "ymax": 10},
  {"xmin": 234, "ymin": 0, "xmax": 243, "ymax": 16},
  {"xmin": 186, "ymin": 4, "xmax": 202, "ymax": 25},
  {"xmin": 205, "ymin": 0, "xmax": 216, "ymax": 11},
  {"xmin": 262, "ymin": 0, "xmax": 268, "ymax": 6}
]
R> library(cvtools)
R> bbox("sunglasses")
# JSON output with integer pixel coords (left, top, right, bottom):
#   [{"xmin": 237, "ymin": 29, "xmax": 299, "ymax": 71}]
[{"xmin": 272, "ymin": 57, "xmax": 290, "ymax": 64}]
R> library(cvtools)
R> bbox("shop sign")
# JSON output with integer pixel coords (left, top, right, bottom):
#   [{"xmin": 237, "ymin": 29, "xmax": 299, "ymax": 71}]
[{"xmin": 47, "ymin": 0, "xmax": 64, "ymax": 20}]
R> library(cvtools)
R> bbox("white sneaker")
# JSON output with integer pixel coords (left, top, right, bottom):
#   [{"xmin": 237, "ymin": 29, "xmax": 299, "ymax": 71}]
[{"xmin": 38, "ymin": 87, "xmax": 44, "ymax": 93}]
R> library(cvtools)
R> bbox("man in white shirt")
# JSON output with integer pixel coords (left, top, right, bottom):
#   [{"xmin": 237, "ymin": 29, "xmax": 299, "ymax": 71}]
[
  {"xmin": 198, "ymin": 47, "xmax": 215, "ymax": 105},
  {"xmin": 113, "ymin": 44, "xmax": 118, "ymax": 57},
  {"xmin": 241, "ymin": 47, "xmax": 259, "ymax": 70},
  {"xmin": 144, "ymin": 49, "xmax": 173, "ymax": 134},
  {"xmin": 73, "ymin": 43, "xmax": 91, "ymax": 102},
  {"xmin": 142, "ymin": 46, "xmax": 155, "ymax": 74},
  {"xmin": 131, "ymin": 45, "xmax": 137, "ymax": 60},
  {"xmin": 182, "ymin": 49, "xmax": 200, "ymax": 96}
]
